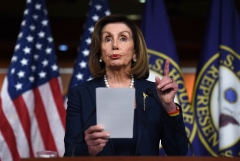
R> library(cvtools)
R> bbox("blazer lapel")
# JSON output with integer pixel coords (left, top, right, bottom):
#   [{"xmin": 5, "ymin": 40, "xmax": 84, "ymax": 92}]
[
  {"xmin": 86, "ymin": 78, "xmax": 105, "ymax": 107},
  {"xmin": 134, "ymin": 79, "xmax": 151, "ymax": 154}
]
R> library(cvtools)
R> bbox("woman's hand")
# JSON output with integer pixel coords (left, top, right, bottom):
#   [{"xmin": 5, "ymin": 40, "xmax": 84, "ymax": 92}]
[
  {"xmin": 84, "ymin": 125, "xmax": 110, "ymax": 156},
  {"xmin": 155, "ymin": 59, "xmax": 178, "ymax": 112}
]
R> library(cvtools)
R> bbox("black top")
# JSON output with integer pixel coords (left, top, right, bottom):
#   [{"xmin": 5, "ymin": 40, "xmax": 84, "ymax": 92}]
[{"xmin": 111, "ymin": 109, "xmax": 138, "ymax": 155}]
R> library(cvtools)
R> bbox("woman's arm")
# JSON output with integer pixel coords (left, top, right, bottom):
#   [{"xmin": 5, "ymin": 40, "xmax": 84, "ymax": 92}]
[
  {"xmin": 160, "ymin": 104, "xmax": 188, "ymax": 156},
  {"xmin": 64, "ymin": 86, "xmax": 89, "ymax": 156}
]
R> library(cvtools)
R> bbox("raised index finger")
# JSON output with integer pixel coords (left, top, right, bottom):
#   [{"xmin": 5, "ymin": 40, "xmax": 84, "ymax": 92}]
[{"xmin": 163, "ymin": 58, "xmax": 170, "ymax": 76}]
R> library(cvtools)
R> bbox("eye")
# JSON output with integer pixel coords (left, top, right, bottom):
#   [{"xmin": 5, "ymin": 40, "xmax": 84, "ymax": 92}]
[
  {"xmin": 104, "ymin": 36, "xmax": 112, "ymax": 42},
  {"xmin": 120, "ymin": 36, "xmax": 127, "ymax": 42}
]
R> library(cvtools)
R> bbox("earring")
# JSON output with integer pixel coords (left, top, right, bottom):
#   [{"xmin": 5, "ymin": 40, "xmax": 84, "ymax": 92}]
[
  {"xmin": 99, "ymin": 59, "xmax": 102, "ymax": 62},
  {"xmin": 133, "ymin": 59, "xmax": 137, "ymax": 62}
]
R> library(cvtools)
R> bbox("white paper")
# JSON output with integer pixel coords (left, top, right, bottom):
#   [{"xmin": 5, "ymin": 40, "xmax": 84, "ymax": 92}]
[{"xmin": 96, "ymin": 88, "xmax": 135, "ymax": 138}]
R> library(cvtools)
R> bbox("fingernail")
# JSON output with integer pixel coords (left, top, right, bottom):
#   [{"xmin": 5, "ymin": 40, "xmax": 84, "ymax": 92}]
[
  {"xmin": 99, "ymin": 125, "xmax": 104, "ymax": 130},
  {"xmin": 107, "ymin": 133, "xmax": 110, "ymax": 137}
]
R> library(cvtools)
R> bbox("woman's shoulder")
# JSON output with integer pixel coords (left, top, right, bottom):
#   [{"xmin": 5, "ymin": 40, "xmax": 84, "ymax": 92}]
[
  {"xmin": 135, "ymin": 78, "xmax": 155, "ymax": 86},
  {"xmin": 68, "ymin": 78, "xmax": 103, "ymax": 92}
]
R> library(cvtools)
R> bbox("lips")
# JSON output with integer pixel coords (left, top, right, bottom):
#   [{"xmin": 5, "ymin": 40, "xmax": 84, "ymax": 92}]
[{"xmin": 110, "ymin": 54, "xmax": 121, "ymax": 59}]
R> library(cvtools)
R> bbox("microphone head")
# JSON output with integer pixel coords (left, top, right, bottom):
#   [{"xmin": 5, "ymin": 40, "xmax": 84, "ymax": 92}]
[{"xmin": 146, "ymin": 88, "xmax": 153, "ymax": 96}]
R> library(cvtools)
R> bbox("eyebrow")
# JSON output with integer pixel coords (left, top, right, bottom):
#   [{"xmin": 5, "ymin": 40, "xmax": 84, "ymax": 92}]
[{"xmin": 102, "ymin": 31, "xmax": 131, "ymax": 36}]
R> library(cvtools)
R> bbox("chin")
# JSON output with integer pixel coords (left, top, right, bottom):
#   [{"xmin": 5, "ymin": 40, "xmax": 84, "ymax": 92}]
[{"xmin": 109, "ymin": 61, "xmax": 124, "ymax": 66}]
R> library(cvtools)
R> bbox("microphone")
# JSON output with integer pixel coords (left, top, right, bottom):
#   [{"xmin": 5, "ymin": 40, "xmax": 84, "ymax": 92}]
[
  {"xmin": 145, "ymin": 88, "xmax": 195, "ymax": 156},
  {"xmin": 71, "ymin": 108, "xmax": 96, "ymax": 156}
]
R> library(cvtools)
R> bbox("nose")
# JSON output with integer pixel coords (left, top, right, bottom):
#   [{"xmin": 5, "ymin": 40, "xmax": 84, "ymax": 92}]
[
  {"xmin": 112, "ymin": 39, "xmax": 118, "ymax": 50},
  {"xmin": 112, "ymin": 45, "xmax": 118, "ymax": 50}
]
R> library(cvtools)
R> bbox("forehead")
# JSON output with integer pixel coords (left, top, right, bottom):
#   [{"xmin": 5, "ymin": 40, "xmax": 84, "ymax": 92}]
[{"xmin": 101, "ymin": 23, "xmax": 132, "ymax": 34}]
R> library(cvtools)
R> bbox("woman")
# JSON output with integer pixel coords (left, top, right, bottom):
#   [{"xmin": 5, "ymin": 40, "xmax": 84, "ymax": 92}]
[{"xmin": 64, "ymin": 14, "xmax": 188, "ymax": 156}]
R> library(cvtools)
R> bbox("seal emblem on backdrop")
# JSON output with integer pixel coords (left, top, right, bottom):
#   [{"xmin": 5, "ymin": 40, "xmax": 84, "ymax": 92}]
[{"xmin": 193, "ymin": 45, "xmax": 240, "ymax": 156}]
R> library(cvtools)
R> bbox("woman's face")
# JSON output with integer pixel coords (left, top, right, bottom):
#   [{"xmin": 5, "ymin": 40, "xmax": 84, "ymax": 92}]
[{"xmin": 100, "ymin": 23, "xmax": 136, "ymax": 70}]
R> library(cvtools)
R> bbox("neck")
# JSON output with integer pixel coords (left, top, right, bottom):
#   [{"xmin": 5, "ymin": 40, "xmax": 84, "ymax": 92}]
[{"xmin": 104, "ymin": 74, "xmax": 134, "ymax": 88}]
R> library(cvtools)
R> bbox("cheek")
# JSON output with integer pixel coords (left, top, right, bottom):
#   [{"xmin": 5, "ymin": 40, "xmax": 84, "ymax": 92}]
[
  {"xmin": 101, "ymin": 47, "xmax": 109, "ymax": 59},
  {"xmin": 123, "ymin": 47, "xmax": 134, "ymax": 58},
  {"xmin": 122, "ymin": 51, "xmax": 134, "ymax": 64},
  {"xmin": 101, "ymin": 43, "xmax": 112, "ymax": 53}
]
